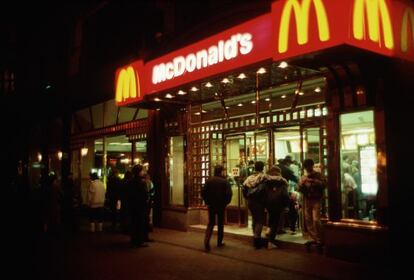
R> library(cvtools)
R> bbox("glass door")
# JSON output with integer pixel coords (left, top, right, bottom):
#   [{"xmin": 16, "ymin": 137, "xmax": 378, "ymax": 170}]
[{"xmin": 225, "ymin": 134, "xmax": 248, "ymax": 226}]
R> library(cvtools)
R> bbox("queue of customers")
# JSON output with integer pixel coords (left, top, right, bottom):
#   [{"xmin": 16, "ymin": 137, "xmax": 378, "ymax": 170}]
[{"xmin": 202, "ymin": 156, "xmax": 326, "ymax": 252}]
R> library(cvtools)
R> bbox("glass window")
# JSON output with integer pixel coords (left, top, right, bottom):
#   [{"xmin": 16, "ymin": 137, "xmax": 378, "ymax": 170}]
[
  {"xmin": 340, "ymin": 111, "xmax": 378, "ymax": 221},
  {"xmin": 168, "ymin": 136, "xmax": 185, "ymax": 205}
]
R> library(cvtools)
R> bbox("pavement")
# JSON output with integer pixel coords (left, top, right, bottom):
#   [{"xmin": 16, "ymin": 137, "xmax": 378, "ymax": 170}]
[{"xmin": 16, "ymin": 224, "xmax": 394, "ymax": 280}]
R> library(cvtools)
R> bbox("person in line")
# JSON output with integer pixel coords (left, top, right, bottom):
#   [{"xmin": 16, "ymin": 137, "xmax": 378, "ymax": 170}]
[
  {"xmin": 106, "ymin": 168, "xmax": 122, "ymax": 232},
  {"xmin": 264, "ymin": 166, "xmax": 290, "ymax": 249},
  {"xmin": 126, "ymin": 165, "xmax": 150, "ymax": 248},
  {"xmin": 202, "ymin": 165, "xmax": 232, "ymax": 252},
  {"xmin": 87, "ymin": 173, "xmax": 106, "ymax": 233},
  {"xmin": 144, "ymin": 173, "xmax": 155, "ymax": 242},
  {"xmin": 277, "ymin": 155, "xmax": 299, "ymax": 234},
  {"xmin": 298, "ymin": 159, "xmax": 326, "ymax": 252},
  {"xmin": 243, "ymin": 161, "xmax": 267, "ymax": 249},
  {"xmin": 288, "ymin": 190, "xmax": 301, "ymax": 234}
]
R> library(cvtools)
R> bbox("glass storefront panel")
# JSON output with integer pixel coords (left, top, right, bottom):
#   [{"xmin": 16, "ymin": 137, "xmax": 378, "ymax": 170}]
[
  {"xmin": 135, "ymin": 140, "xmax": 148, "ymax": 166},
  {"xmin": 340, "ymin": 110, "xmax": 378, "ymax": 221},
  {"xmin": 226, "ymin": 135, "xmax": 247, "ymax": 208},
  {"xmin": 168, "ymin": 136, "xmax": 184, "ymax": 205}
]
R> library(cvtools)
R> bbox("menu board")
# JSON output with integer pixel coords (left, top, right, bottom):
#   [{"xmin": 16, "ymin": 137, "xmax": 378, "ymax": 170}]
[{"xmin": 359, "ymin": 145, "xmax": 378, "ymax": 195}]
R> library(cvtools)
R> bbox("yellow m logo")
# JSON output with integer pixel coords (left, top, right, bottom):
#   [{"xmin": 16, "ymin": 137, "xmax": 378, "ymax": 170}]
[
  {"xmin": 401, "ymin": 7, "xmax": 414, "ymax": 53},
  {"xmin": 278, "ymin": 0, "xmax": 330, "ymax": 53},
  {"xmin": 353, "ymin": 0, "xmax": 394, "ymax": 49},
  {"xmin": 115, "ymin": 66, "xmax": 140, "ymax": 103}
]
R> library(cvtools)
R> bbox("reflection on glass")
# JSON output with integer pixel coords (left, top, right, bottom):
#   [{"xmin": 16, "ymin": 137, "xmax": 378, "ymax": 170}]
[
  {"xmin": 168, "ymin": 136, "xmax": 184, "ymax": 205},
  {"xmin": 340, "ymin": 110, "xmax": 378, "ymax": 221}
]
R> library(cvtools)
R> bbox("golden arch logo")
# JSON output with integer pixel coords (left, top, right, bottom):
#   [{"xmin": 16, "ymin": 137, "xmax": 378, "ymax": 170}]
[
  {"xmin": 278, "ymin": 0, "xmax": 330, "ymax": 53},
  {"xmin": 115, "ymin": 66, "xmax": 140, "ymax": 103},
  {"xmin": 353, "ymin": 0, "xmax": 394, "ymax": 49},
  {"xmin": 401, "ymin": 7, "xmax": 414, "ymax": 53}
]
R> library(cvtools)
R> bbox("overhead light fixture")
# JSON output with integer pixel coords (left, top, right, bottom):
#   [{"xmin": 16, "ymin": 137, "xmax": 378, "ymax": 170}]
[
  {"xmin": 225, "ymin": 106, "xmax": 230, "ymax": 109},
  {"xmin": 314, "ymin": 87, "xmax": 321, "ymax": 93},
  {"xmin": 251, "ymin": 100, "xmax": 256, "ymax": 104},
  {"xmin": 165, "ymin": 93, "xmax": 174, "ymax": 98},
  {"xmin": 190, "ymin": 86, "xmax": 199, "ymax": 91},
  {"xmin": 278, "ymin": 61, "xmax": 288, "ymax": 68},
  {"xmin": 295, "ymin": 89, "xmax": 299, "ymax": 94},
  {"xmin": 156, "ymin": 108, "xmax": 160, "ymax": 111},
  {"xmin": 281, "ymin": 95, "xmax": 287, "ymax": 99},
  {"xmin": 221, "ymin": 78, "xmax": 230, "ymax": 84},
  {"xmin": 177, "ymin": 90, "xmax": 187, "ymax": 95},
  {"xmin": 237, "ymin": 73, "xmax": 247, "ymax": 79},
  {"xmin": 205, "ymin": 82, "xmax": 213, "ymax": 88},
  {"xmin": 194, "ymin": 112, "xmax": 201, "ymax": 115},
  {"xmin": 57, "ymin": 151, "xmax": 63, "ymax": 160},
  {"xmin": 256, "ymin": 67, "xmax": 266, "ymax": 74},
  {"xmin": 37, "ymin": 153, "xmax": 42, "ymax": 162},
  {"xmin": 299, "ymin": 91, "xmax": 304, "ymax": 96},
  {"xmin": 154, "ymin": 97, "xmax": 162, "ymax": 101},
  {"xmin": 237, "ymin": 103, "xmax": 243, "ymax": 107},
  {"xmin": 201, "ymin": 110, "xmax": 207, "ymax": 113},
  {"xmin": 81, "ymin": 148, "xmax": 88, "ymax": 157},
  {"xmin": 265, "ymin": 98, "xmax": 271, "ymax": 101}
]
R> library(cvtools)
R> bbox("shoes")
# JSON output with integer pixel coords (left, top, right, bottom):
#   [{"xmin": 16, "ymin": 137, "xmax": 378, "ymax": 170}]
[
  {"xmin": 268, "ymin": 240, "xmax": 279, "ymax": 249},
  {"xmin": 204, "ymin": 243, "xmax": 211, "ymax": 252},
  {"xmin": 217, "ymin": 242, "xmax": 225, "ymax": 247}
]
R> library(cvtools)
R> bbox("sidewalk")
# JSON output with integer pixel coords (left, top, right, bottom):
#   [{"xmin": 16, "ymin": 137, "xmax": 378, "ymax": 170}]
[{"xmin": 150, "ymin": 228, "xmax": 390, "ymax": 280}]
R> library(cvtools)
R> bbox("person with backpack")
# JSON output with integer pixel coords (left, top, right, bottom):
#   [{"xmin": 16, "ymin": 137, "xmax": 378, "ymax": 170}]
[{"xmin": 243, "ymin": 161, "xmax": 267, "ymax": 249}]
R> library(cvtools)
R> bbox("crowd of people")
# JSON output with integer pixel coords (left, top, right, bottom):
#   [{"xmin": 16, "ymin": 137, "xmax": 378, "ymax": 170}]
[{"xmin": 202, "ymin": 156, "xmax": 326, "ymax": 253}]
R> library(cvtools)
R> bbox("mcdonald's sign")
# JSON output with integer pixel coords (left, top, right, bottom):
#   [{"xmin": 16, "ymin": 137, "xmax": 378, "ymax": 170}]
[
  {"xmin": 352, "ymin": 0, "xmax": 394, "ymax": 49},
  {"xmin": 115, "ymin": 60, "xmax": 145, "ymax": 106},
  {"xmin": 278, "ymin": 0, "xmax": 330, "ymax": 53},
  {"xmin": 401, "ymin": 7, "xmax": 414, "ymax": 53},
  {"xmin": 115, "ymin": 0, "xmax": 414, "ymax": 107}
]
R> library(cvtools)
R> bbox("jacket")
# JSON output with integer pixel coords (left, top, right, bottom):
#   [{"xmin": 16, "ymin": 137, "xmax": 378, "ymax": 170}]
[{"xmin": 202, "ymin": 176, "xmax": 232, "ymax": 208}]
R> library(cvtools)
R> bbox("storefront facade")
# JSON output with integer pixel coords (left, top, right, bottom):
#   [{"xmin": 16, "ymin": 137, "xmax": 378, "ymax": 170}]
[{"xmin": 71, "ymin": 0, "xmax": 413, "ymax": 262}]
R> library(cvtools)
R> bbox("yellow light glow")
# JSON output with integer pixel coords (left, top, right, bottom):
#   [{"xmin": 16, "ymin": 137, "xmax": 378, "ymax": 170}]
[
  {"xmin": 116, "ymin": 66, "xmax": 139, "ymax": 102},
  {"xmin": 57, "ymin": 151, "xmax": 63, "ymax": 160},
  {"xmin": 190, "ymin": 86, "xmax": 199, "ymax": 91},
  {"xmin": 165, "ymin": 93, "xmax": 174, "ymax": 98},
  {"xmin": 278, "ymin": 61, "xmax": 288, "ymax": 68},
  {"xmin": 401, "ymin": 7, "xmax": 414, "ymax": 53},
  {"xmin": 278, "ymin": 0, "xmax": 330, "ymax": 53},
  {"xmin": 256, "ymin": 67, "xmax": 266, "ymax": 74},
  {"xmin": 81, "ymin": 148, "xmax": 88, "ymax": 157},
  {"xmin": 237, "ymin": 73, "xmax": 247, "ymax": 79},
  {"xmin": 178, "ymin": 90, "xmax": 187, "ymax": 95},
  {"xmin": 37, "ymin": 153, "xmax": 42, "ymax": 162},
  {"xmin": 221, "ymin": 78, "xmax": 230, "ymax": 84},
  {"xmin": 154, "ymin": 97, "xmax": 161, "ymax": 101},
  {"xmin": 353, "ymin": 0, "xmax": 394, "ymax": 49},
  {"xmin": 205, "ymin": 82, "xmax": 213, "ymax": 88}
]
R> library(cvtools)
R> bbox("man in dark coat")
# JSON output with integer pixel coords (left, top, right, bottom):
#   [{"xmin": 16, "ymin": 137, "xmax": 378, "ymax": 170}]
[
  {"xmin": 264, "ymin": 166, "xmax": 290, "ymax": 249},
  {"xmin": 202, "ymin": 165, "xmax": 232, "ymax": 252},
  {"xmin": 126, "ymin": 165, "xmax": 149, "ymax": 248},
  {"xmin": 106, "ymin": 168, "xmax": 122, "ymax": 231}
]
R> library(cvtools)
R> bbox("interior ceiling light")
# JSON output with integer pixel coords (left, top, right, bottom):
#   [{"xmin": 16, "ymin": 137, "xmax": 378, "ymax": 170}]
[
  {"xmin": 237, "ymin": 103, "xmax": 243, "ymax": 107},
  {"xmin": 165, "ymin": 93, "xmax": 174, "ymax": 98},
  {"xmin": 221, "ymin": 78, "xmax": 230, "ymax": 84},
  {"xmin": 237, "ymin": 73, "xmax": 247, "ymax": 79},
  {"xmin": 281, "ymin": 95, "xmax": 287, "ymax": 99},
  {"xmin": 278, "ymin": 61, "xmax": 288, "ymax": 68},
  {"xmin": 156, "ymin": 108, "xmax": 160, "ymax": 111},
  {"xmin": 178, "ymin": 90, "xmax": 187, "ymax": 95},
  {"xmin": 190, "ymin": 86, "xmax": 199, "ymax": 91},
  {"xmin": 295, "ymin": 89, "xmax": 299, "ymax": 94},
  {"xmin": 314, "ymin": 86, "xmax": 321, "ymax": 93},
  {"xmin": 256, "ymin": 67, "xmax": 266, "ymax": 74},
  {"xmin": 265, "ymin": 98, "xmax": 271, "ymax": 101},
  {"xmin": 194, "ymin": 112, "xmax": 201, "ymax": 115},
  {"xmin": 154, "ymin": 97, "xmax": 161, "ymax": 101},
  {"xmin": 205, "ymin": 82, "xmax": 213, "ymax": 88},
  {"xmin": 225, "ymin": 106, "xmax": 230, "ymax": 109},
  {"xmin": 251, "ymin": 100, "xmax": 256, "ymax": 104},
  {"xmin": 201, "ymin": 110, "xmax": 207, "ymax": 113},
  {"xmin": 299, "ymin": 91, "xmax": 304, "ymax": 96}
]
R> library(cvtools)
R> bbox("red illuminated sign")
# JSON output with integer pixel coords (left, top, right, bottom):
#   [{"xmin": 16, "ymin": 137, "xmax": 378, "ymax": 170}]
[{"xmin": 115, "ymin": 0, "xmax": 414, "ymax": 106}]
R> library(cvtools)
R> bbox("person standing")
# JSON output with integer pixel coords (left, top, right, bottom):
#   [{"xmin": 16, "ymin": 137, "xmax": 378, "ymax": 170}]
[
  {"xmin": 264, "ymin": 166, "xmax": 290, "ymax": 249},
  {"xmin": 298, "ymin": 159, "xmax": 326, "ymax": 252},
  {"xmin": 87, "ymin": 173, "xmax": 105, "ymax": 233},
  {"xmin": 202, "ymin": 165, "xmax": 232, "ymax": 252},
  {"xmin": 243, "ymin": 161, "xmax": 267, "ymax": 249},
  {"xmin": 106, "ymin": 168, "xmax": 122, "ymax": 232},
  {"xmin": 126, "ymin": 165, "xmax": 149, "ymax": 248}
]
